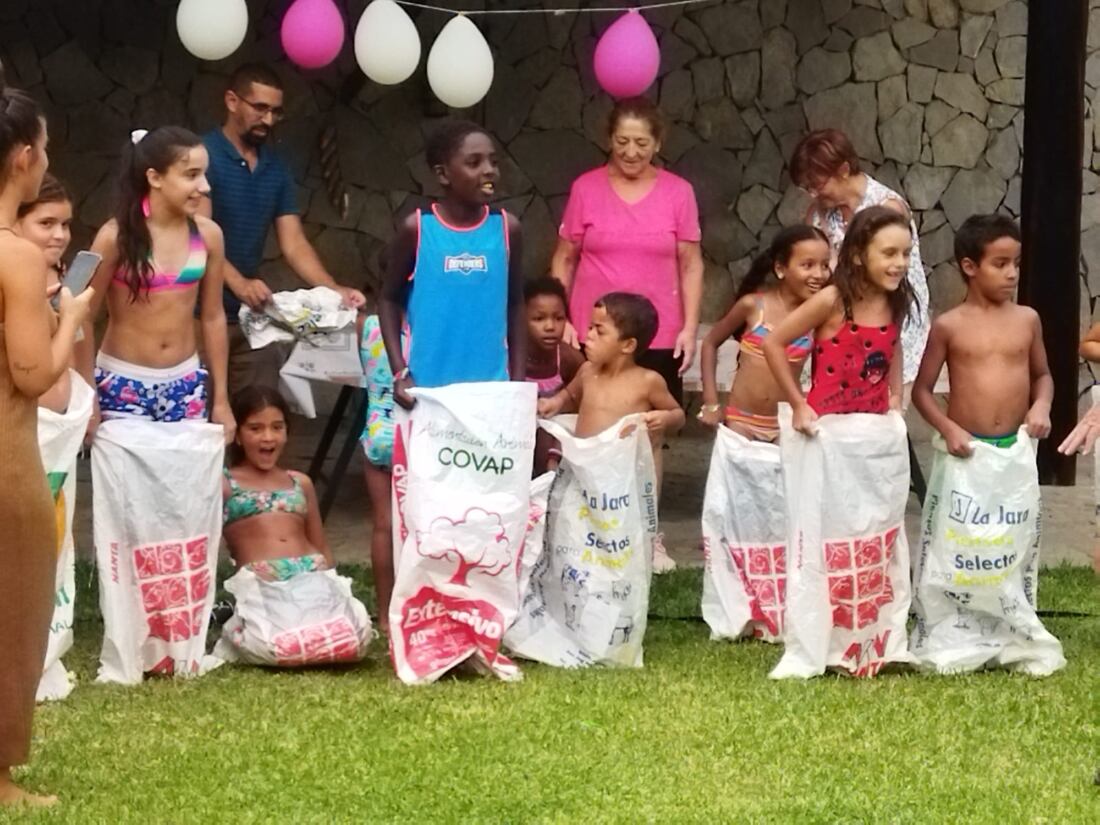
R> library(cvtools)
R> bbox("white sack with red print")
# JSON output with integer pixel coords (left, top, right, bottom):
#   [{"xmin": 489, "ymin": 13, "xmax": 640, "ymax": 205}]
[
  {"xmin": 504, "ymin": 415, "xmax": 657, "ymax": 669},
  {"xmin": 389, "ymin": 382, "xmax": 536, "ymax": 685},
  {"xmin": 214, "ymin": 567, "xmax": 372, "ymax": 667},
  {"xmin": 36, "ymin": 373, "xmax": 94, "ymax": 701},
  {"xmin": 515, "ymin": 472, "xmax": 555, "ymax": 602},
  {"xmin": 911, "ymin": 432, "xmax": 1065, "ymax": 676},
  {"xmin": 92, "ymin": 419, "xmax": 225, "ymax": 685},
  {"xmin": 701, "ymin": 425, "xmax": 787, "ymax": 643},
  {"xmin": 770, "ymin": 408, "xmax": 914, "ymax": 679}
]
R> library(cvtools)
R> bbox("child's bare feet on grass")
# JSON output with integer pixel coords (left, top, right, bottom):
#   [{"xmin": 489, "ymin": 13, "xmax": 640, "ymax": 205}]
[{"xmin": 0, "ymin": 770, "xmax": 58, "ymax": 808}]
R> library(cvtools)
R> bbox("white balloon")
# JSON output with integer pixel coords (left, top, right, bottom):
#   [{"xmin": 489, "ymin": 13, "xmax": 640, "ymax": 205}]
[
  {"xmin": 176, "ymin": 0, "xmax": 248, "ymax": 62},
  {"xmin": 355, "ymin": 0, "xmax": 421, "ymax": 85},
  {"xmin": 427, "ymin": 15, "xmax": 494, "ymax": 109}
]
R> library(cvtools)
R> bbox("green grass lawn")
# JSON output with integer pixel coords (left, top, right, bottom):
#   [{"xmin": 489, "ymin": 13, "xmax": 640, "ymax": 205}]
[{"xmin": 4, "ymin": 564, "xmax": 1098, "ymax": 824}]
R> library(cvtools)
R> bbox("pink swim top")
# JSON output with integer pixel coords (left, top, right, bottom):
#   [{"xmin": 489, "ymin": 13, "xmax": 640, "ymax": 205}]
[
  {"xmin": 526, "ymin": 347, "xmax": 564, "ymax": 398},
  {"xmin": 113, "ymin": 219, "xmax": 207, "ymax": 293}
]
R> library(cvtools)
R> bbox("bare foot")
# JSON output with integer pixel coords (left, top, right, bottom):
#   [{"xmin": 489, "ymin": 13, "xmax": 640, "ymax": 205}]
[{"xmin": 0, "ymin": 775, "xmax": 58, "ymax": 808}]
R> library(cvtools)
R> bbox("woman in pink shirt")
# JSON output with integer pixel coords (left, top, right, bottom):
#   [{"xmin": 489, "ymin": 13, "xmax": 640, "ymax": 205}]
[{"xmin": 551, "ymin": 97, "xmax": 704, "ymax": 404}]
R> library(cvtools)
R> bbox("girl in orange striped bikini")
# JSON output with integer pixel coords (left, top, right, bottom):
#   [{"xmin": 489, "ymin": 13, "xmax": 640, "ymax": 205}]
[{"xmin": 698, "ymin": 226, "xmax": 831, "ymax": 441}]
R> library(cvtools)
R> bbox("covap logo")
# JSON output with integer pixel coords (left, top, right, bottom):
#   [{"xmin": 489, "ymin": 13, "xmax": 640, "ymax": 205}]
[{"xmin": 444, "ymin": 252, "xmax": 488, "ymax": 275}]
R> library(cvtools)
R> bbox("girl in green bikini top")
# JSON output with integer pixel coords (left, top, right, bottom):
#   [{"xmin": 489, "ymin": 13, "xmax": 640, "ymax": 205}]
[{"xmin": 222, "ymin": 386, "xmax": 333, "ymax": 578}]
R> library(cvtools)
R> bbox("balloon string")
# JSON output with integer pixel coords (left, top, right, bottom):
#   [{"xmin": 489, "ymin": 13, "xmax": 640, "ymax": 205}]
[{"xmin": 393, "ymin": 0, "xmax": 713, "ymax": 14}]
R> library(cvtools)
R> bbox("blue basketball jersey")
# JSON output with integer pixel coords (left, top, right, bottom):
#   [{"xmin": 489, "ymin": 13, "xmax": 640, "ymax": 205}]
[{"xmin": 406, "ymin": 205, "xmax": 511, "ymax": 388}]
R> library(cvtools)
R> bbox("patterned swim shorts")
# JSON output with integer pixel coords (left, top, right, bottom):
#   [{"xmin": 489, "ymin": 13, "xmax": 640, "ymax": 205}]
[
  {"xmin": 95, "ymin": 352, "xmax": 208, "ymax": 422},
  {"xmin": 359, "ymin": 315, "xmax": 396, "ymax": 468},
  {"xmin": 245, "ymin": 553, "xmax": 329, "ymax": 583}
]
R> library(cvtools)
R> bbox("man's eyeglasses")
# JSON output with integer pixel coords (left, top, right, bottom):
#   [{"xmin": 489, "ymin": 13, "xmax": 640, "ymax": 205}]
[{"xmin": 238, "ymin": 98, "xmax": 286, "ymax": 122}]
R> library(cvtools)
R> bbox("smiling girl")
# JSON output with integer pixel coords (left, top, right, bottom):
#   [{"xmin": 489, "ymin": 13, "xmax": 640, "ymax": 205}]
[
  {"xmin": 14, "ymin": 174, "xmax": 84, "ymax": 415},
  {"xmin": 222, "ymin": 387, "xmax": 332, "ymax": 574},
  {"xmin": 763, "ymin": 206, "xmax": 914, "ymax": 435},
  {"xmin": 380, "ymin": 120, "xmax": 525, "ymax": 407},
  {"xmin": 88, "ymin": 127, "xmax": 233, "ymax": 439},
  {"xmin": 698, "ymin": 226, "xmax": 831, "ymax": 442}
]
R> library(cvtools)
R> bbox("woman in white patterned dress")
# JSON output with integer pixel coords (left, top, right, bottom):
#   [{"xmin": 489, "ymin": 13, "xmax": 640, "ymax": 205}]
[{"xmin": 789, "ymin": 129, "xmax": 930, "ymax": 397}]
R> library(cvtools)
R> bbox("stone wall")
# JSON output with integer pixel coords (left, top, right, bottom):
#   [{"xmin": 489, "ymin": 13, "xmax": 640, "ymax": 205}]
[{"xmin": 0, "ymin": 0, "xmax": 1094, "ymax": 325}]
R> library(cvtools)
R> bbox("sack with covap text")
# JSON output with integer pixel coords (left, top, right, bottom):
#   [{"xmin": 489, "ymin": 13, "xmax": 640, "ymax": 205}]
[
  {"xmin": 770, "ymin": 408, "xmax": 914, "ymax": 679},
  {"xmin": 214, "ymin": 567, "xmax": 372, "ymax": 667},
  {"xmin": 701, "ymin": 425, "xmax": 787, "ymax": 643},
  {"xmin": 504, "ymin": 415, "xmax": 657, "ymax": 668},
  {"xmin": 911, "ymin": 431, "xmax": 1065, "ymax": 675},
  {"xmin": 389, "ymin": 382, "xmax": 537, "ymax": 685},
  {"xmin": 36, "ymin": 373, "xmax": 94, "ymax": 701},
  {"xmin": 92, "ymin": 419, "xmax": 225, "ymax": 685}
]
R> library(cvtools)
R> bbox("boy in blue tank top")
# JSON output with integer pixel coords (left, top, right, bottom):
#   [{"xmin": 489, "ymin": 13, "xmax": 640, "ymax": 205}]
[{"xmin": 380, "ymin": 121, "xmax": 525, "ymax": 406}]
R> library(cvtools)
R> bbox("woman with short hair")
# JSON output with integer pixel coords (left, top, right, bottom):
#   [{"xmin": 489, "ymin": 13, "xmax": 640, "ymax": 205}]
[
  {"xmin": 551, "ymin": 96, "xmax": 704, "ymax": 405},
  {"xmin": 790, "ymin": 129, "xmax": 931, "ymax": 392}
]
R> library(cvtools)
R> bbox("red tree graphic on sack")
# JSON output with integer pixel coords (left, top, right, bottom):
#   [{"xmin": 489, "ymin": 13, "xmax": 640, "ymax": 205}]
[{"xmin": 416, "ymin": 508, "xmax": 512, "ymax": 586}]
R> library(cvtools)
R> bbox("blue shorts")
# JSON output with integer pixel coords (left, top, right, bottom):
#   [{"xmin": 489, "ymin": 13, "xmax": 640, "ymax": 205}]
[{"xmin": 95, "ymin": 352, "xmax": 208, "ymax": 422}]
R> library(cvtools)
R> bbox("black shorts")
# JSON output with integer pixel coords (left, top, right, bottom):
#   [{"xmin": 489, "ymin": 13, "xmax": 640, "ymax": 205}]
[{"xmin": 637, "ymin": 348, "xmax": 684, "ymax": 406}]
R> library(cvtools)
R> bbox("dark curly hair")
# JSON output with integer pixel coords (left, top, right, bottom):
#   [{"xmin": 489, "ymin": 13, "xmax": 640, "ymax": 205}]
[
  {"xmin": 524, "ymin": 275, "xmax": 568, "ymax": 306},
  {"xmin": 425, "ymin": 119, "xmax": 492, "ymax": 170},
  {"xmin": 595, "ymin": 292, "xmax": 659, "ymax": 356}
]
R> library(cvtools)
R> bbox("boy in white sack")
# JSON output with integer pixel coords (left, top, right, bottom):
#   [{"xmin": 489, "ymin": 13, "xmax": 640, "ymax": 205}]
[{"xmin": 910, "ymin": 213, "xmax": 1065, "ymax": 675}]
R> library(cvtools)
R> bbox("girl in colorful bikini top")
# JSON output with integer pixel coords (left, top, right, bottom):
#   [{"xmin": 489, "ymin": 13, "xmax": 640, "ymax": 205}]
[
  {"xmin": 764, "ymin": 206, "xmax": 915, "ymax": 435},
  {"xmin": 222, "ymin": 386, "xmax": 334, "ymax": 581},
  {"xmin": 698, "ymin": 225, "xmax": 831, "ymax": 442},
  {"xmin": 87, "ymin": 127, "xmax": 234, "ymax": 440}
]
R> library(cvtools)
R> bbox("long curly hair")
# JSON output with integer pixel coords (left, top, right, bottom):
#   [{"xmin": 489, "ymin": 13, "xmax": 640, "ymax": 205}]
[
  {"xmin": 115, "ymin": 126, "xmax": 202, "ymax": 301},
  {"xmin": 832, "ymin": 205, "xmax": 915, "ymax": 326}
]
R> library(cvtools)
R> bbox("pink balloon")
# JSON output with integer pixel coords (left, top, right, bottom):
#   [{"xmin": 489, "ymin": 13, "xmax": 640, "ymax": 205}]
[
  {"xmin": 594, "ymin": 10, "xmax": 660, "ymax": 99},
  {"xmin": 281, "ymin": 0, "xmax": 345, "ymax": 69}
]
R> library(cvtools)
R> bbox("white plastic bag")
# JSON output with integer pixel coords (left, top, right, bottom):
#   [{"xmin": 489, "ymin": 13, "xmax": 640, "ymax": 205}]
[
  {"xmin": 214, "ymin": 567, "xmax": 371, "ymax": 666},
  {"xmin": 92, "ymin": 419, "xmax": 225, "ymax": 684},
  {"xmin": 505, "ymin": 415, "xmax": 657, "ymax": 668},
  {"xmin": 389, "ymin": 382, "xmax": 537, "ymax": 685},
  {"xmin": 279, "ymin": 324, "xmax": 364, "ymax": 419},
  {"xmin": 770, "ymin": 408, "xmax": 914, "ymax": 679},
  {"xmin": 516, "ymin": 473, "xmax": 555, "ymax": 602},
  {"xmin": 36, "ymin": 373, "xmax": 94, "ymax": 701},
  {"xmin": 701, "ymin": 425, "xmax": 787, "ymax": 643},
  {"xmin": 911, "ymin": 431, "xmax": 1065, "ymax": 675}
]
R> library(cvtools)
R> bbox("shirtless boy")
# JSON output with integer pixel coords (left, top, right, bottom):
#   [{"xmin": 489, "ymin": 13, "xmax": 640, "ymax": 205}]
[
  {"xmin": 912, "ymin": 213, "xmax": 1052, "ymax": 456},
  {"xmin": 537, "ymin": 292, "xmax": 685, "ymax": 442}
]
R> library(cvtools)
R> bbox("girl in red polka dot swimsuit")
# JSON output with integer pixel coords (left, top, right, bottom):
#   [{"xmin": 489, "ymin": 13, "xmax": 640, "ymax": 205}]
[{"xmin": 763, "ymin": 206, "xmax": 916, "ymax": 435}]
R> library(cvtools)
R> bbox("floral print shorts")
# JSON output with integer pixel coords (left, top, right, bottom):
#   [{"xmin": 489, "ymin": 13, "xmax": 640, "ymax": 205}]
[{"xmin": 95, "ymin": 352, "xmax": 208, "ymax": 422}]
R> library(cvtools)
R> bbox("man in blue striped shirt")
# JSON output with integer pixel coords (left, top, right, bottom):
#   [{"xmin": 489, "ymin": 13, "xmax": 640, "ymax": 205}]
[{"xmin": 201, "ymin": 64, "xmax": 364, "ymax": 396}]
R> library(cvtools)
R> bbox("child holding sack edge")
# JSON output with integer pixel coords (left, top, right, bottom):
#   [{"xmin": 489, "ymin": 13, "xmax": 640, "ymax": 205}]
[{"xmin": 910, "ymin": 213, "xmax": 1064, "ymax": 676}]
